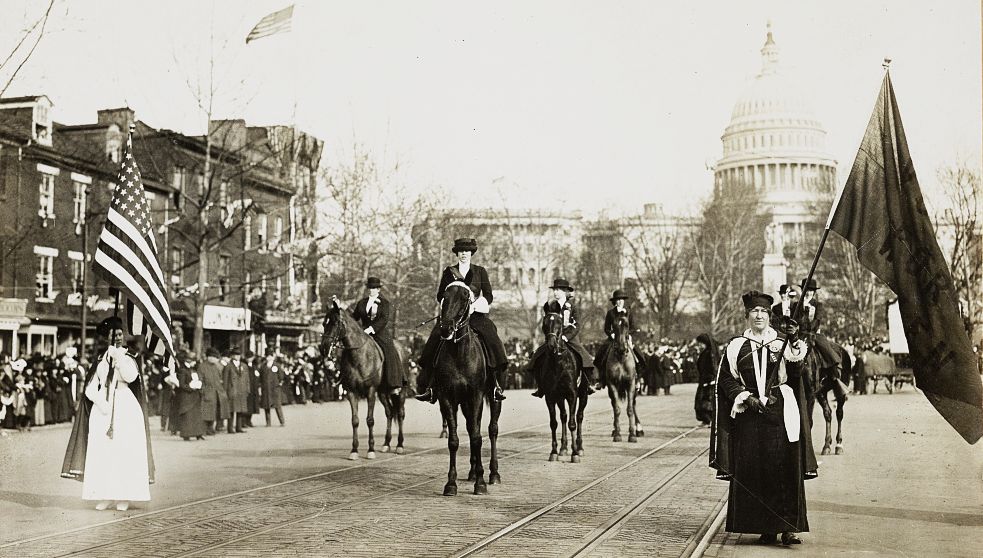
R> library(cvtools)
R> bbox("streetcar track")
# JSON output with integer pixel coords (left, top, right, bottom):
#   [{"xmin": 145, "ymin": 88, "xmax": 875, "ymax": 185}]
[
  {"xmin": 3, "ymin": 405, "xmax": 619, "ymax": 552},
  {"xmin": 453, "ymin": 425, "xmax": 703, "ymax": 558}
]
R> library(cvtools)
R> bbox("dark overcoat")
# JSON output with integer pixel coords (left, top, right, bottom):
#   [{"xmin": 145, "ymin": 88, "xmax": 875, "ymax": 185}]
[
  {"xmin": 257, "ymin": 360, "xmax": 284, "ymax": 408},
  {"xmin": 222, "ymin": 360, "xmax": 249, "ymax": 414},
  {"xmin": 199, "ymin": 357, "xmax": 228, "ymax": 421}
]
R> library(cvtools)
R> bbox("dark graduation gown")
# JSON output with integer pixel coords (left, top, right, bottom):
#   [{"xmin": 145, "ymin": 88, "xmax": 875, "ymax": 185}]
[
  {"xmin": 710, "ymin": 335, "xmax": 812, "ymax": 535},
  {"xmin": 62, "ymin": 351, "xmax": 155, "ymax": 484},
  {"xmin": 352, "ymin": 296, "xmax": 406, "ymax": 390}
]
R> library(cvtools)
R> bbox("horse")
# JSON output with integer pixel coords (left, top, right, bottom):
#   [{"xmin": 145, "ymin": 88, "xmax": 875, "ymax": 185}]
[
  {"xmin": 603, "ymin": 314, "xmax": 643, "ymax": 442},
  {"xmin": 802, "ymin": 336, "xmax": 849, "ymax": 456},
  {"xmin": 539, "ymin": 312, "xmax": 587, "ymax": 463},
  {"xmin": 433, "ymin": 281, "xmax": 502, "ymax": 496},
  {"xmin": 321, "ymin": 301, "xmax": 407, "ymax": 459}
]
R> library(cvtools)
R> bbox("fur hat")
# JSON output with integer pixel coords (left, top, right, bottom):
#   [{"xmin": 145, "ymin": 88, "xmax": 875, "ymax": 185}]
[
  {"xmin": 741, "ymin": 290, "xmax": 774, "ymax": 311},
  {"xmin": 452, "ymin": 238, "xmax": 478, "ymax": 254}
]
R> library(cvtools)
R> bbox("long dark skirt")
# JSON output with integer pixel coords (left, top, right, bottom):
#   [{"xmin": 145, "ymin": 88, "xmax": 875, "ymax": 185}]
[
  {"xmin": 694, "ymin": 383, "xmax": 714, "ymax": 424},
  {"xmin": 726, "ymin": 401, "xmax": 809, "ymax": 535},
  {"xmin": 418, "ymin": 312, "xmax": 507, "ymax": 388},
  {"xmin": 373, "ymin": 337, "xmax": 406, "ymax": 390},
  {"xmin": 178, "ymin": 394, "xmax": 205, "ymax": 438}
]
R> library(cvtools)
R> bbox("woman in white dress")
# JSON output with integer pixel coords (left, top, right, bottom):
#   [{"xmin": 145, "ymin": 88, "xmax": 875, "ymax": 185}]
[{"xmin": 62, "ymin": 316, "xmax": 153, "ymax": 511}]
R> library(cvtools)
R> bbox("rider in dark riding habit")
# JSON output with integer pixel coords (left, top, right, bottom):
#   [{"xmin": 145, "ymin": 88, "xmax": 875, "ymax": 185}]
[
  {"xmin": 351, "ymin": 276, "xmax": 406, "ymax": 395},
  {"xmin": 529, "ymin": 278, "xmax": 601, "ymax": 398},
  {"xmin": 791, "ymin": 279, "xmax": 842, "ymax": 378},
  {"xmin": 592, "ymin": 289, "xmax": 646, "ymax": 385},
  {"xmin": 415, "ymin": 237, "xmax": 507, "ymax": 403}
]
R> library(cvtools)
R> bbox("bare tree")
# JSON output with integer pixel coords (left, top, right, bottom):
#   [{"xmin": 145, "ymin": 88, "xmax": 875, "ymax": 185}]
[
  {"xmin": 619, "ymin": 211, "xmax": 696, "ymax": 338},
  {"xmin": 692, "ymin": 182, "xmax": 770, "ymax": 337},
  {"xmin": 0, "ymin": 0, "xmax": 56, "ymax": 97},
  {"xmin": 936, "ymin": 162, "xmax": 982, "ymax": 340}
]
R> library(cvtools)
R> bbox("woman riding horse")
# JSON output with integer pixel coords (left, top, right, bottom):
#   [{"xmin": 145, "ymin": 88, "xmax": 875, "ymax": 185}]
[
  {"xmin": 416, "ymin": 237, "xmax": 507, "ymax": 403},
  {"xmin": 530, "ymin": 278, "xmax": 600, "ymax": 397},
  {"xmin": 352, "ymin": 276, "xmax": 406, "ymax": 395},
  {"xmin": 592, "ymin": 289, "xmax": 646, "ymax": 386}
]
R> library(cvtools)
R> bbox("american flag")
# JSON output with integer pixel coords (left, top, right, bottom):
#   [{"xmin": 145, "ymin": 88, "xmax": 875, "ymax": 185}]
[
  {"xmin": 245, "ymin": 5, "xmax": 294, "ymax": 44},
  {"xmin": 93, "ymin": 130, "xmax": 176, "ymax": 373}
]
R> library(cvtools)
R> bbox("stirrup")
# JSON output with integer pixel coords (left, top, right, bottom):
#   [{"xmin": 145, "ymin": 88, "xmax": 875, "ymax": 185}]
[
  {"xmin": 414, "ymin": 388, "xmax": 436, "ymax": 404},
  {"xmin": 493, "ymin": 387, "xmax": 506, "ymax": 401},
  {"xmin": 531, "ymin": 389, "xmax": 544, "ymax": 398}
]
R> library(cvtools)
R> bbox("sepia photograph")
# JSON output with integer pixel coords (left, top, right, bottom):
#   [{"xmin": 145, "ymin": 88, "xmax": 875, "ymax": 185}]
[{"xmin": 0, "ymin": 1, "xmax": 980, "ymax": 556}]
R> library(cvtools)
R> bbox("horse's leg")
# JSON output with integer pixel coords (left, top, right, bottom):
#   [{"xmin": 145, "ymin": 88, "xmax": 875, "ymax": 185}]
[
  {"xmin": 547, "ymin": 396, "xmax": 559, "ymax": 461},
  {"xmin": 558, "ymin": 396, "xmax": 569, "ymax": 456},
  {"xmin": 486, "ymin": 396, "xmax": 501, "ymax": 484},
  {"xmin": 366, "ymin": 388, "xmax": 377, "ymax": 459},
  {"xmin": 440, "ymin": 416, "xmax": 448, "ymax": 439},
  {"xmin": 633, "ymin": 385, "xmax": 644, "ymax": 436},
  {"xmin": 574, "ymin": 389, "xmax": 586, "ymax": 457},
  {"xmin": 627, "ymin": 372, "xmax": 638, "ymax": 443},
  {"xmin": 818, "ymin": 388, "xmax": 834, "ymax": 455},
  {"xmin": 468, "ymin": 394, "xmax": 487, "ymax": 495},
  {"xmin": 441, "ymin": 399, "xmax": 459, "ymax": 496},
  {"xmin": 834, "ymin": 381, "xmax": 847, "ymax": 455},
  {"xmin": 395, "ymin": 393, "xmax": 406, "ymax": 455},
  {"xmin": 567, "ymin": 392, "xmax": 579, "ymax": 463},
  {"xmin": 348, "ymin": 392, "xmax": 360, "ymax": 460},
  {"xmin": 380, "ymin": 392, "xmax": 393, "ymax": 453},
  {"xmin": 609, "ymin": 384, "xmax": 622, "ymax": 442}
]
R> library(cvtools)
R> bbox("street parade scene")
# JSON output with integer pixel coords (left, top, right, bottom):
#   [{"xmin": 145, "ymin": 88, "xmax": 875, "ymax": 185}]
[{"xmin": 0, "ymin": 2, "xmax": 981, "ymax": 557}]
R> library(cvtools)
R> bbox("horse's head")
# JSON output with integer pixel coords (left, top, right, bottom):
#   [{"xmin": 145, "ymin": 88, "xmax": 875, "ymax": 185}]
[
  {"xmin": 542, "ymin": 312, "xmax": 564, "ymax": 355},
  {"xmin": 320, "ymin": 301, "xmax": 347, "ymax": 357},
  {"xmin": 439, "ymin": 282, "xmax": 473, "ymax": 341},
  {"xmin": 612, "ymin": 314, "xmax": 631, "ymax": 347}
]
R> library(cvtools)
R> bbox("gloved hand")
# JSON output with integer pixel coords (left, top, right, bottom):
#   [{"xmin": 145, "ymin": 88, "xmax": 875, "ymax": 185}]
[
  {"xmin": 766, "ymin": 395, "xmax": 778, "ymax": 406},
  {"xmin": 561, "ymin": 335, "xmax": 569, "ymax": 343},
  {"xmin": 745, "ymin": 395, "xmax": 765, "ymax": 413},
  {"xmin": 779, "ymin": 316, "xmax": 800, "ymax": 341}
]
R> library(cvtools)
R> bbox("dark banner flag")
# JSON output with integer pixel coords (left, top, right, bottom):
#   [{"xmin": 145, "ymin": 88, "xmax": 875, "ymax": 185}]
[{"xmin": 828, "ymin": 72, "xmax": 982, "ymax": 443}]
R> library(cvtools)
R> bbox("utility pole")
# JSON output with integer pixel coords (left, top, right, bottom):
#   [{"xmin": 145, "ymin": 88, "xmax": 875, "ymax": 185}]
[{"xmin": 79, "ymin": 185, "xmax": 89, "ymax": 360}]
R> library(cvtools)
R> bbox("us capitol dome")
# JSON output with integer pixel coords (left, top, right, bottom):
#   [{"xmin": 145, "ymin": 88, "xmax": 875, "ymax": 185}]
[{"xmin": 714, "ymin": 23, "xmax": 837, "ymax": 246}]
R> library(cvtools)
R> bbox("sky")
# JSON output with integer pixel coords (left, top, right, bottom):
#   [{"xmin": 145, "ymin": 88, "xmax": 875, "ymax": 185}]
[{"xmin": 1, "ymin": 0, "xmax": 980, "ymax": 216}]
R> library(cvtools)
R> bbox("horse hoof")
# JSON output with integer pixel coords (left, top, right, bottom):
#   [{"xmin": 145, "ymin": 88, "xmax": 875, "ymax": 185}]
[
  {"xmin": 443, "ymin": 484, "xmax": 458, "ymax": 496},
  {"xmin": 366, "ymin": 451, "xmax": 376, "ymax": 460},
  {"xmin": 558, "ymin": 449, "xmax": 568, "ymax": 456},
  {"xmin": 395, "ymin": 447, "xmax": 406, "ymax": 455},
  {"xmin": 488, "ymin": 473, "xmax": 501, "ymax": 485},
  {"xmin": 474, "ymin": 483, "xmax": 488, "ymax": 496},
  {"xmin": 821, "ymin": 447, "xmax": 832, "ymax": 456},
  {"xmin": 548, "ymin": 453, "xmax": 558, "ymax": 462},
  {"xmin": 636, "ymin": 430, "xmax": 645, "ymax": 437},
  {"xmin": 576, "ymin": 449, "xmax": 585, "ymax": 457},
  {"xmin": 613, "ymin": 435, "xmax": 623, "ymax": 442},
  {"xmin": 571, "ymin": 454, "xmax": 581, "ymax": 463},
  {"xmin": 381, "ymin": 446, "xmax": 390, "ymax": 453},
  {"xmin": 835, "ymin": 445, "xmax": 844, "ymax": 455},
  {"xmin": 628, "ymin": 436, "xmax": 638, "ymax": 443},
  {"xmin": 439, "ymin": 431, "xmax": 448, "ymax": 439},
  {"xmin": 348, "ymin": 452, "xmax": 359, "ymax": 461}
]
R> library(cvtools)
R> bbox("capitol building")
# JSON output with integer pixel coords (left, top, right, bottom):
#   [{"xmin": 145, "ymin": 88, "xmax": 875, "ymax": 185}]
[{"xmin": 715, "ymin": 23, "xmax": 837, "ymax": 265}]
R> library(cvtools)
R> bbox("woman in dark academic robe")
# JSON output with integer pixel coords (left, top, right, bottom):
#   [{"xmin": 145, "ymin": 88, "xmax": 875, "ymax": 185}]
[
  {"xmin": 176, "ymin": 354, "xmax": 205, "ymax": 440},
  {"xmin": 710, "ymin": 291, "xmax": 815, "ymax": 546},
  {"xmin": 694, "ymin": 333, "xmax": 719, "ymax": 425}
]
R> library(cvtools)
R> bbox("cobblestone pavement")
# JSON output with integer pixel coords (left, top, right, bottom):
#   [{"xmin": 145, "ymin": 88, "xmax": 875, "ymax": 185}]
[{"xmin": 1, "ymin": 386, "xmax": 727, "ymax": 558}]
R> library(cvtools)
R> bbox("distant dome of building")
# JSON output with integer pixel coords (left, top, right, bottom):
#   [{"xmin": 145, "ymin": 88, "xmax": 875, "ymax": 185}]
[{"xmin": 714, "ymin": 23, "xmax": 837, "ymax": 226}]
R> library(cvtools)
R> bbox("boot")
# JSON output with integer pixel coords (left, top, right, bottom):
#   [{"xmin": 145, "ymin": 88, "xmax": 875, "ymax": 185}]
[
  {"xmin": 531, "ymin": 388, "xmax": 545, "ymax": 398},
  {"xmin": 582, "ymin": 369, "xmax": 601, "ymax": 394},
  {"xmin": 414, "ymin": 387, "xmax": 437, "ymax": 404}
]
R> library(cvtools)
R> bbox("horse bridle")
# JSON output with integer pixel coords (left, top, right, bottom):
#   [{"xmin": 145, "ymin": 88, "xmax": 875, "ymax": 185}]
[
  {"xmin": 440, "ymin": 284, "xmax": 472, "ymax": 343},
  {"xmin": 544, "ymin": 313, "xmax": 565, "ymax": 355},
  {"xmin": 322, "ymin": 312, "xmax": 345, "ymax": 359}
]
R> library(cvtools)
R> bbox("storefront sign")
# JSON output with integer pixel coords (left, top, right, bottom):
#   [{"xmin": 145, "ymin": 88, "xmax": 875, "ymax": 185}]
[{"xmin": 203, "ymin": 305, "xmax": 250, "ymax": 331}]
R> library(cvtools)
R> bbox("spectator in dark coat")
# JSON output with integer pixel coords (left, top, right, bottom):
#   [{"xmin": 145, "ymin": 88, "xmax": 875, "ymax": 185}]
[
  {"xmin": 199, "ymin": 348, "xmax": 227, "ymax": 435},
  {"xmin": 257, "ymin": 353, "xmax": 285, "ymax": 426},
  {"xmin": 176, "ymin": 353, "xmax": 205, "ymax": 440},
  {"xmin": 222, "ymin": 348, "xmax": 249, "ymax": 433}
]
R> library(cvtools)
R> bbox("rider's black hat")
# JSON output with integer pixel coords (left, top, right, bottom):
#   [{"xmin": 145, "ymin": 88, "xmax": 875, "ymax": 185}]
[
  {"xmin": 365, "ymin": 276, "xmax": 382, "ymax": 289},
  {"xmin": 452, "ymin": 238, "xmax": 478, "ymax": 254},
  {"xmin": 550, "ymin": 278, "xmax": 574, "ymax": 292},
  {"xmin": 800, "ymin": 278, "xmax": 820, "ymax": 291},
  {"xmin": 610, "ymin": 289, "xmax": 628, "ymax": 302}
]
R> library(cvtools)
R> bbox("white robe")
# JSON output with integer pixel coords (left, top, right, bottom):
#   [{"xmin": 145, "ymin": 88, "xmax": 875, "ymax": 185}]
[{"xmin": 82, "ymin": 349, "xmax": 151, "ymax": 502}]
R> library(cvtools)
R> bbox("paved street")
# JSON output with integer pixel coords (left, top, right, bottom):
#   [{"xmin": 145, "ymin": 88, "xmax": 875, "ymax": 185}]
[{"xmin": 1, "ymin": 383, "xmax": 981, "ymax": 557}]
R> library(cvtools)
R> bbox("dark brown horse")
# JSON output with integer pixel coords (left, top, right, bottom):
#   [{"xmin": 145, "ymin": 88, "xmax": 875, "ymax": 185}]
[
  {"xmin": 321, "ymin": 301, "xmax": 407, "ymax": 459},
  {"xmin": 540, "ymin": 312, "xmax": 587, "ymax": 462},
  {"xmin": 603, "ymin": 314, "xmax": 643, "ymax": 442},
  {"xmin": 803, "ymin": 337, "xmax": 849, "ymax": 455},
  {"xmin": 433, "ymin": 282, "xmax": 502, "ymax": 496}
]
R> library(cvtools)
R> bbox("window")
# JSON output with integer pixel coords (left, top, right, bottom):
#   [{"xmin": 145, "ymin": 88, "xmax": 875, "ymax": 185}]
[
  {"xmin": 39, "ymin": 172, "xmax": 55, "ymax": 218},
  {"xmin": 218, "ymin": 180, "xmax": 228, "ymax": 220},
  {"xmin": 170, "ymin": 247, "xmax": 183, "ymax": 285},
  {"xmin": 171, "ymin": 167, "xmax": 186, "ymax": 210},
  {"xmin": 243, "ymin": 215, "xmax": 252, "ymax": 250},
  {"xmin": 503, "ymin": 267, "xmax": 512, "ymax": 284},
  {"xmin": 527, "ymin": 267, "xmax": 536, "ymax": 286},
  {"xmin": 35, "ymin": 250, "xmax": 55, "ymax": 301},
  {"xmin": 73, "ymin": 181, "xmax": 87, "ymax": 224},
  {"xmin": 275, "ymin": 276, "xmax": 282, "ymax": 306},
  {"xmin": 218, "ymin": 255, "xmax": 231, "ymax": 301},
  {"xmin": 245, "ymin": 272, "xmax": 251, "ymax": 293},
  {"xmin": 257, "ymin": 214, "xmax": 268, "ymax": 249},
  {"xmin": 196, "ymin": 172, "xmax": 205, "ymax": 198},
  {"xmin": 71, "ymin": 258, "xmax": 84, "ymax": 295},
  {"xmin": 273, "ymin": 216, "xmax": 283, "ymax": 248}
]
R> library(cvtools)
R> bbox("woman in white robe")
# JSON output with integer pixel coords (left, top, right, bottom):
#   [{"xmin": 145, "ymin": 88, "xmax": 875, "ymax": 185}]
[{"xmin": 82, "ymin": 344, "xmax": 151, "ymax": 510}]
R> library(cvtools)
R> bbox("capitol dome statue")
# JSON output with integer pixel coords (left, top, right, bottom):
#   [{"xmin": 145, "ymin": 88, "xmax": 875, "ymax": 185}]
[{"xmin": 714, "ymin": 23, "xmax": 837, "ymax": 255}]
